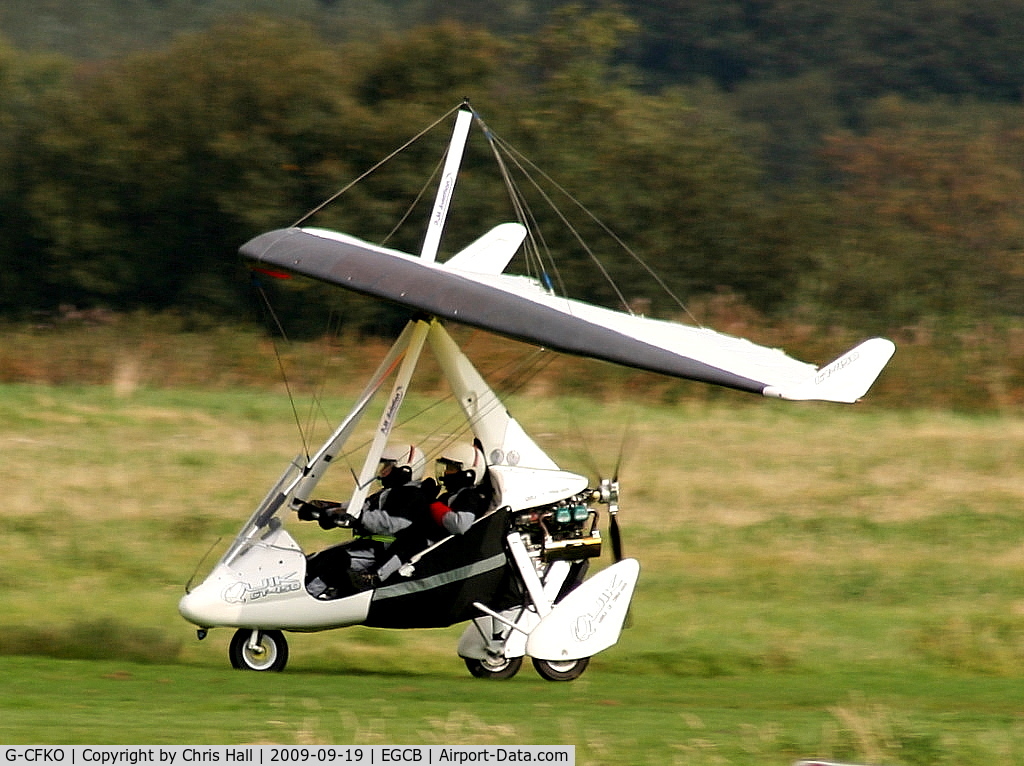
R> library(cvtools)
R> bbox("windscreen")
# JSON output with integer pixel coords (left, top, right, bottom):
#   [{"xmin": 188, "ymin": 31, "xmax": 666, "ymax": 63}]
[{"xmin": 220, "ymin": 457, "xmax": 305, "ymax": 567}]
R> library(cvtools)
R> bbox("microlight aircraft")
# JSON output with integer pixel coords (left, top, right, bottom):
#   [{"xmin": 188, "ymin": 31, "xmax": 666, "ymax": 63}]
[{"xmin": 178, "ymin": 103, "xmax": 895, "ymax": 680}]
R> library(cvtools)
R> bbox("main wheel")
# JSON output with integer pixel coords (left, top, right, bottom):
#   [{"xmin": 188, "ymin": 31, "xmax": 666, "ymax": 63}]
[
  {"xmin": 531, "ymin": 656, "xmax": 589, "ymax": 682},
  {"xmin": 463, "ymin": 654, "xmax": 523, "ymax": 680},
  {"xmin": 229, "ymin": 629, "xmax": 289, "ymax": 672}
]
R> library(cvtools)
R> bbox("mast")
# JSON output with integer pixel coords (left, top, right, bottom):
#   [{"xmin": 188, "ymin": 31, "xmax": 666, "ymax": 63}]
[
  {"xmin": 345, "ymin": 105, "xmax": 473, "ymax": 515},
  {"xmin": 420, "ymin": 103, "xmax": 473, "ymax": 264}
]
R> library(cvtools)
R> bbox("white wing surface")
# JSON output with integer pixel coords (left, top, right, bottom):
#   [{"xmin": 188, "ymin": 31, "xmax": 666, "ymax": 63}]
[{"xmin": 241, "ymin": 226, "xmax": 894, "ymax": 402}]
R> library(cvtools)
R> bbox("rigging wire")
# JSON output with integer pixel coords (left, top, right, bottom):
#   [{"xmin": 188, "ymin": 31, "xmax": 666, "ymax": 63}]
[
  {"xmin": 485, "ymin": 129, "xmax": 632, "ymax": 314},
  {"xmin": 331, "ymin": 340, "xmax": 559, "ymax": 471},
  {"xmin": 251, "ymin": 275, "xmax": 312, "ymax": 461},
  {"xmin": 475, "ymin": 118, "xmax": 565, "ymax": 295},
  {"xmin": 381, "ymin": 154, "xmax": 445, "ymax": 247},
  {"xmin": 290, "ymin": 104, "xmax": 463, "ymax": 229},
  {"xmin": 267, "ymin": 101, "xmax": 696, "ymax": 482},
  {"xmin": 301, "ymin": 310, "xmax": 347, "ymax": 448},
  {"xmin": 266, "ymin": 105, "xmax": 460, "ymax": 456},
  {"xmin": 289, "ymin": 99, "xmax": 698, "ymax": 331},
  {"xmin": 420, "ymin": 346, "xmax": 561, "ymax": 461},
  {"xmin": 473, "ymin": 108, "xmax": 648, "ymax": 478},
  {"xmin": 474, "ymin": 111, "xmax": 704, "ymax": 327}
]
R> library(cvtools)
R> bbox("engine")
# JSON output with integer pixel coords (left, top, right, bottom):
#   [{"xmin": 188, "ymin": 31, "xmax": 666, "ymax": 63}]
[{"xmin": 511, "ymin": 489, "xmax": 603, "ymax": 563}]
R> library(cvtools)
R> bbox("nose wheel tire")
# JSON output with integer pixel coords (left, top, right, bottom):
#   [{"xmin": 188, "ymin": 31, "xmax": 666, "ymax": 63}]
[
  {"xmin": 532, "ymin": 656, "xmax": 589, "ymax": 681},
  {"xmin": 463, "ymin": 654, "xmax": 523, "ymax": 680},
  {"xmin": 229, "ymin": 629, "xmax": 289, "ymax": 672}
]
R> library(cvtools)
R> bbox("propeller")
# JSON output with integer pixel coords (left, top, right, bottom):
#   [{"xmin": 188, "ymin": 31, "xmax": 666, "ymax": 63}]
[
  {"xmin": 562, "ymin": 398, "xmax": 631, "ymax": 564},
  {"xmin": 599, "ymin": 477, "xmax": 623, "ymax": 562},
  {"xmin": 603, "ymin": 410, "xmax": 633, "ymax": 564},
  {"xmin": 598, "ymin": 474, "xmax": 632, "ymax": 627}
]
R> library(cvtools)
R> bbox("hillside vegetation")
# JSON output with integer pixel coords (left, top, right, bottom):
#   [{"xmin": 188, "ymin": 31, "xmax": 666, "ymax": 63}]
[{"xmin": 0, "ymin": 3, "xmax": 1022, "ymax": 367}]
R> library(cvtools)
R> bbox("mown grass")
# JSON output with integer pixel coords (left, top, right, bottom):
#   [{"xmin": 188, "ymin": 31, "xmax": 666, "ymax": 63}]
[
  {"xmin": 5, "ymin": 656, "xmax": 1024, "ymax": 764},
  {"xmin": 4, "ymin": 381, "xmax": 1024, "ymax": 763}
]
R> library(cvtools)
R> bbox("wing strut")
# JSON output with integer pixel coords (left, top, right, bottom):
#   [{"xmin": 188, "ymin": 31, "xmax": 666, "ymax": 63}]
[{"xmin": 345, "ymin": 320, "xmax": 432, "ymax": 516}]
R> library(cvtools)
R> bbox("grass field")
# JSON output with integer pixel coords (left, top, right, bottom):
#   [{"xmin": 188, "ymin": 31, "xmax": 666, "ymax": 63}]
[{"xmin": 4, "ymin": 380, "xmax": 1024, "ymax": 764}]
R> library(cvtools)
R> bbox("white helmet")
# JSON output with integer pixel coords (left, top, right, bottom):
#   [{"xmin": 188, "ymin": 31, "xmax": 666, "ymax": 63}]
[
  {"xmin": 436, "ymin": 443, "xmax": 486, "ymax": 487},
  {"xmin": 379, "ymin": 443, "xmax": 426, "ymax": 483}
]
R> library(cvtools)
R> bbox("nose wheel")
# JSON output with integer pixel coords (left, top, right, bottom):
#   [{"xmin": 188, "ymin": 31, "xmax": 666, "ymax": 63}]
[{"xmin": 229, "ymin": 629, "xmax": 289, "ymax": 672}]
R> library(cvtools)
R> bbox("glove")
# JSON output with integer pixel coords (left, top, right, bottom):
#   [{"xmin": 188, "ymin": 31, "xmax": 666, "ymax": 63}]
[
  {"xmin": 318, "ymin": 511, "xmax": 363, "ymax": 532},
  {"xmin": 297, "ymin": 499, "xmax": 343, "ymax": 522},
  {"xmin": 297, "ymin": 502, "xmax": 321, "ymax": 521},
  {"xmin": 335, "ymin": 512, "xmax": 361, "ymax": 529}
]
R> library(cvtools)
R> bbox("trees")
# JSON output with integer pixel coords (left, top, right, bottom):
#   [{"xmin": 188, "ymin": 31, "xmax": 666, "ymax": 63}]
[
  {"xmin": 2, "ymin": 7, "xmax": 1024, "ymax": 334},
  {"xmin": 0, "ymin": 41, "xmax": 73, "ymax": 314},
  {"xmin": 616, "ymin": 0, "xmax": 1024, "ymax": 106},
  {"xmin": 19, "ymin": 19, "xmax": 359, "ymax": 316},
  {"xmin": 819, "ymin": 98, "xmax": 1024, "ymax": 327}
]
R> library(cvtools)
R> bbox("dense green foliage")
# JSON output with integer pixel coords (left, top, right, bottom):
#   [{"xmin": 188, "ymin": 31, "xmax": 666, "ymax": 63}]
[
  {"xmin": 0, "ymin": 2, "xmax": 1022, "ymax": 335},
  {"xmin": 6, "ymin": 0, "xmax": 1024, "ymax": 105}
]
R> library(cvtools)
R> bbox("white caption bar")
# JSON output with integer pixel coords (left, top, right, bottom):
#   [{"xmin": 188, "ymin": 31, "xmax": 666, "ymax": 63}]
[{"xmin": 2, "ymin": 747, "xmax": 574, "ymax": 766}]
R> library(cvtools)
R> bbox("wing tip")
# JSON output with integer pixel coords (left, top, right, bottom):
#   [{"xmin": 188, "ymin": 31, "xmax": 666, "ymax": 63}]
[{"xmin": 763, "ymin": 338, "xmax": 896, "ymax": 403}]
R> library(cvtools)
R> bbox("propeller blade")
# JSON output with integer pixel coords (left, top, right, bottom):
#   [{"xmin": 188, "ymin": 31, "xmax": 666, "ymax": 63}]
[
  {"xmin": 600, "ymin": 479, "xmax": 632, "ymax": 626},
  {"xmin": 600, "ymin": 478, "xmax": 623, "ymax": 562},
  {"xmin": 611, "ymin": 409, "xmax": 636, "ymax": 484},
  {"xmin": 609, "ymin": 511, "xmax": 623, "ymax": 562}
]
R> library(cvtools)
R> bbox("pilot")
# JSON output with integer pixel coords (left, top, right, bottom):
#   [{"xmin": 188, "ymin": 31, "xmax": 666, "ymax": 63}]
[
  {"xmin": 351, "ymin": 443, "xmax": 437, "ymax": 538},
  {"xmin": 301, "ymin": 443, "xmax": 436, "ymax": 596}
]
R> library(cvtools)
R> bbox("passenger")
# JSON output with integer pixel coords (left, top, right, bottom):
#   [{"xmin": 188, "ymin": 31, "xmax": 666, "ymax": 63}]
[{"xmin": 429, "ymin": 443, "xmax": 492, "ymax": 534}]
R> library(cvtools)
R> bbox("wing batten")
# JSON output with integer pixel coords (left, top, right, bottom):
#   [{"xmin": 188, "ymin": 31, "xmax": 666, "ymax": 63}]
[{"xmin": 241, "ymin": 227, "xmax": 770, "ymax": 395}]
